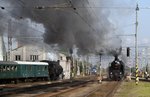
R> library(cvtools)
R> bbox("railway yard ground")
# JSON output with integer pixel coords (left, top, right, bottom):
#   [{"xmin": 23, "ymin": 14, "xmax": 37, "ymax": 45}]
[
  {"xmin": 0, "ymin": 76, "xmax": 150, "ymax": 97},
  {"xmin": 114, "ymin": 79, "xmax": 150, "ymax": 97}
]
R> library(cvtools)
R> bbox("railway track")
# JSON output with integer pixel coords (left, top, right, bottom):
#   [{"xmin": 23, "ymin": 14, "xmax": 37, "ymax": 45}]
[
  {"xmin": 105, "ymin": 81, "xmax": 122, "ymax": 97},
  {"xmin": 47, "ymin": 79, "xmax": 122, "ymax": 97},
  {"xmin": 0, "ymin": 76, "xmax": 95, "ymax": 97},
  {"xmin": 0, "ymin": 76, "xmax": 122, "ymax": 97},
  {"xmin": 35, "ymin": 80, "xmax": 93, "ymax": 97},
  {"xmin": 79, "ymin": 81, "xmax": 122, "ymax": 97},
  {"xmin": 61, "ymin": 81, "xmax": 121, "ymax": 97},
  {"xmin": 131, "ymin": 77, "xmax": 150, "ymax": 82}
]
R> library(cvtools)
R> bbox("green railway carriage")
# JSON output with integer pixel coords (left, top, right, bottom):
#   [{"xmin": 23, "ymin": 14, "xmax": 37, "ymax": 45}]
[{"xmin": 0, "ymin": 61, "xmax": 49, "ymax": 83}]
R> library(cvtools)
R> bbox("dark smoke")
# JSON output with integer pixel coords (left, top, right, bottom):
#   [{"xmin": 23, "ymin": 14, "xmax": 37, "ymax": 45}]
[
  {"xmin": 0, "ymin": 0, "xmax": 134, "ymax": 54},
  {"xmin": 0, "ymin": 11, "xmax": 8, "ymax": 35}
]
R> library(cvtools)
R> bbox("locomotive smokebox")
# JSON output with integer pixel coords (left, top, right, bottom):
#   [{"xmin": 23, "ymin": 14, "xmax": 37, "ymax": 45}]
[
  {"xmin": 114, "ymin": 55, "xmax": 119, "ymax": 61},
  {"xmin": 108, "ymin": 55, "xmax": 125, "ymax": 81}
]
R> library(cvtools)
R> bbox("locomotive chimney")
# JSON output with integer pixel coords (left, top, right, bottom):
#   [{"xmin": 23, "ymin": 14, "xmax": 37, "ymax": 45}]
[{"xmin": 114, "ymin": 55, "xmax": 119, "ymax": 61}]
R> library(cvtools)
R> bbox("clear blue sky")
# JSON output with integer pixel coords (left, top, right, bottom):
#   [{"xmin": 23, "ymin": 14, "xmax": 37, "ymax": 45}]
[
  {"xmin": 106, "ymin": 0, "xmax": 150, "ymax": 68},
  {"xmin": 106, "ymin": 0, "xmax": 150, "ymax": 47},
  {"xmin": 121, "ymin": 0, "xmax": 150, "ymax": 47},
  {"xmin": 138, "ymin": 0, "xmax": 150, "ymax": 45}
]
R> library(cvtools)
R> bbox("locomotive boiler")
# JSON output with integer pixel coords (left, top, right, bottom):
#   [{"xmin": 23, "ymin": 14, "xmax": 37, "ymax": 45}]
[
  {"xmin": 108, "ymin": 55, "xmax": 125, "ymax": 81},
  {"xmin": 41, "ymin": 60, "xmax": 63, "ymax": 81}
]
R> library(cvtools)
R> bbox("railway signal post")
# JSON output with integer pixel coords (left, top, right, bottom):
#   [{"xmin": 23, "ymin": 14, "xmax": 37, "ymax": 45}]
[{"xmin": 99, "ymin": 51, "xmax": 103, "ymax": 83}]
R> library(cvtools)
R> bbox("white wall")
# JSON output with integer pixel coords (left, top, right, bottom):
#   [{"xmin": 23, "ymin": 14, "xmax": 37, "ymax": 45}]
[
  {"xmin": 10, "ymin": 45, "xmax": 46, "ymax": 61},
  {"xmin": 0, "ymin": 36, "xmax": 4, "ymax": 60},
  {"xmin": 59, "ymin": 53, "xmax": 71, "ymax": 79}
]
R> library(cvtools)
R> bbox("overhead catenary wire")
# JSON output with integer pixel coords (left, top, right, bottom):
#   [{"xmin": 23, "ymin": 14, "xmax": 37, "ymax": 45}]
[
  {"xmin": 0, "ymin": 0, "xmax": 145, "ymax": 43},
  {"xmin": 0, "ymin": 0, "xmax": 146, "ymax": 36},
  {"xmin": 1, "ymin": 5, "xmax": 150, "ymax": 10},
  {"xmin": 66, "ymin": 0, "xmax": 100, "ymax": 34},
  {"xmin": 0, "ymin": 0, "xmax": 137, "ymax": 36},
  {"xmin": 0, "ymin": 15, "xmax": 45, "ymax": 35},
  {"xmin": 0, "ymin": 1, "xmax": 149, "ymax": 42},
  {"xmin": 0, "ymin": 2, "xmax": 101, "ymax": 47},
  {"xmin": 86, "ymin": 0, "xmax": 106, "ymax": 33},
  {"xmin": 0, "ymin": 0, "xmax": 87, "ymax": 41},
  {"xmin": 0, "ymin": 1, "xmax": 46, "ymax": 36},
  {"xmin": 16, "ymin": 0, "xmax": 77, "ymax": 35},
  {"xmin": 0, "ymin": 0, "xmax": 150, "ymax": 10}
]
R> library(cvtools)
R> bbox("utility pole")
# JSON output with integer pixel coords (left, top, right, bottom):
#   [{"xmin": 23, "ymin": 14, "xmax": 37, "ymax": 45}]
[
  {"xmin": 99, "ymin": 53, "xmax": 102, "ymax": 78},
  {"xmin": 7, "ymin": 19, "xmax": 12, "ymax": 61},
  {"xmin": 99, "ymin": 50, "xmax": 103, "ymax": 79},
  {"xmin": 135, "ymin": 4, "xmax": 139, "ymax": 85},
  {"xmin": 69, "ymin": 48, "xmax": 74, "ymax": 79}
]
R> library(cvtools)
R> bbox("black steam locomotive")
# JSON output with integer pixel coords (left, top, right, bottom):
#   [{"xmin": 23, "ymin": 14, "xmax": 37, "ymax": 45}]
[
  {"xmin": 41, "ymin": 60, "xmax": 63, "ymax": 81},
  {"xmin": 108, "ymin": 56, "xmax": 125, "ymax": 81}
]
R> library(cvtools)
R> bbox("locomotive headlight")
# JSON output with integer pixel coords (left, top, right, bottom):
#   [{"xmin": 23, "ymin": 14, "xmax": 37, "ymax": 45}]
[
  {"xmin": 120, "ymin": 72, "xmax": 122, "ymax": 74},
  {"xmin": 110, "ymin": 72, "xmax": 112, "ymax": 74}
]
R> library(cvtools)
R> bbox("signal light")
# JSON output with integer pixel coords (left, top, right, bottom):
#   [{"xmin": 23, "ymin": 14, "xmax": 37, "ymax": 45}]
[{"xmin": 127, "ymin": 47, "xmax": 130, "ymax": 57}]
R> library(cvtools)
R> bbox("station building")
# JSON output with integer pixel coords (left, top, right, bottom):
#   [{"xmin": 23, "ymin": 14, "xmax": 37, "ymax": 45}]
[
  {"xmin": 2, "ymin": 44, "xmax": 72, "ymax": 79},
  {"xmin": 0, "ymin": 35, "xmax": 89, "ymax": 79}
]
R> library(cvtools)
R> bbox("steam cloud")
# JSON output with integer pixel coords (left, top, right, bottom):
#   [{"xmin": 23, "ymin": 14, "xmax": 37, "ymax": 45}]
[{"xmin": 0, "ymin": 0, "xmax": 135, "ymax": 55}]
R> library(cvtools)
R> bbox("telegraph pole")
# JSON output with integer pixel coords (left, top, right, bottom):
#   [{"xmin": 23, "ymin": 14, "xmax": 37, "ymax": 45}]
[
  {"xmin": 135, "ymin": 4, "xmax": 139, "ymax": 85},
  {"xmin": 99, "ymin": 53, "xmax": 102, "ymax": 78},
  {"xmin": 99, "ymin": 50, "xmax": 103, "ymax": 83},
  {"xmin": 7, "ymin": 19, "xmax": 12, "ymax": 61},
  {"xmin": 69, "ymin": 48, "xmax": 74, "ymax": 79}
]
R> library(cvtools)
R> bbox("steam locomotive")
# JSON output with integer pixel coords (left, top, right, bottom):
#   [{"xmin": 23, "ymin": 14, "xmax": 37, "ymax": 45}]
[
  {"xmin": 0, "ymin": 60, "xmax": 63, "ymax": 84},
  {"xmin": 41, "ymin": 60, "xmax": 63, "ymax": 81},
  {"xmin": 108, "ymin": 56, "xmax": 125, "ymax": 81}
]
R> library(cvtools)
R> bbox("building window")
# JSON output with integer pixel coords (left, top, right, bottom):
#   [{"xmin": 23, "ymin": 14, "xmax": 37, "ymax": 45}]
[
  {"xmin": 30, "ymin": 55, "xmax": 39, "ymax": 61},
  {"xmin": 15, "ymin": 55, "xmax": 21, "ymax": 61}
]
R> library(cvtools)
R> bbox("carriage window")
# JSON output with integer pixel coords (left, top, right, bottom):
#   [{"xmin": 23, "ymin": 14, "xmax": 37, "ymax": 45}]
[
  {"xmin": 11, "ymin": 66, "xmax": 14, "ymax": 71},
  {"xmin": 6, "ymin": 66, "xmax": 10, "ymax": 71},
  {"xmin": 45, "ymin": 66, "xmax": 47, "ymax": 70},
  {"xmin": 14, "ymin": 66, "xmax": 17, "ymax": 71},
  {"xmin": 3, "ymin": 66, "xmax": 6, "ymax": 71},
  {"xmin": 1, "ymin": 66, "xmax": 4, "ymax": 72}
]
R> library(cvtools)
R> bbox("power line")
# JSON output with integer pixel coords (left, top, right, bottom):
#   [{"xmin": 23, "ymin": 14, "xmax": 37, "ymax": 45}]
[
  {"xmin": 87, "ymin": 0, "xmax": 107, "ymax": 34},
  {"xmin": 0, "ymin": 2, "xmax": 46, "ymax": 35},
  {"xmin": 0, "ymin": 15, "xmax": 45, "ymax": 34},
  {"xmin": 1, "ymin": 5, "xmax": 150, "ymax": 10},
  {"xmin": 116, "ymin": 34, "xmax": 135, "ymax": 37},
  {"xmin": 10, "ymin": 0, "xmax": 113, "ymax": 46},
  {"xmin": 66, "ymin": 0, "xmax": 100, "ymax": 33}
]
